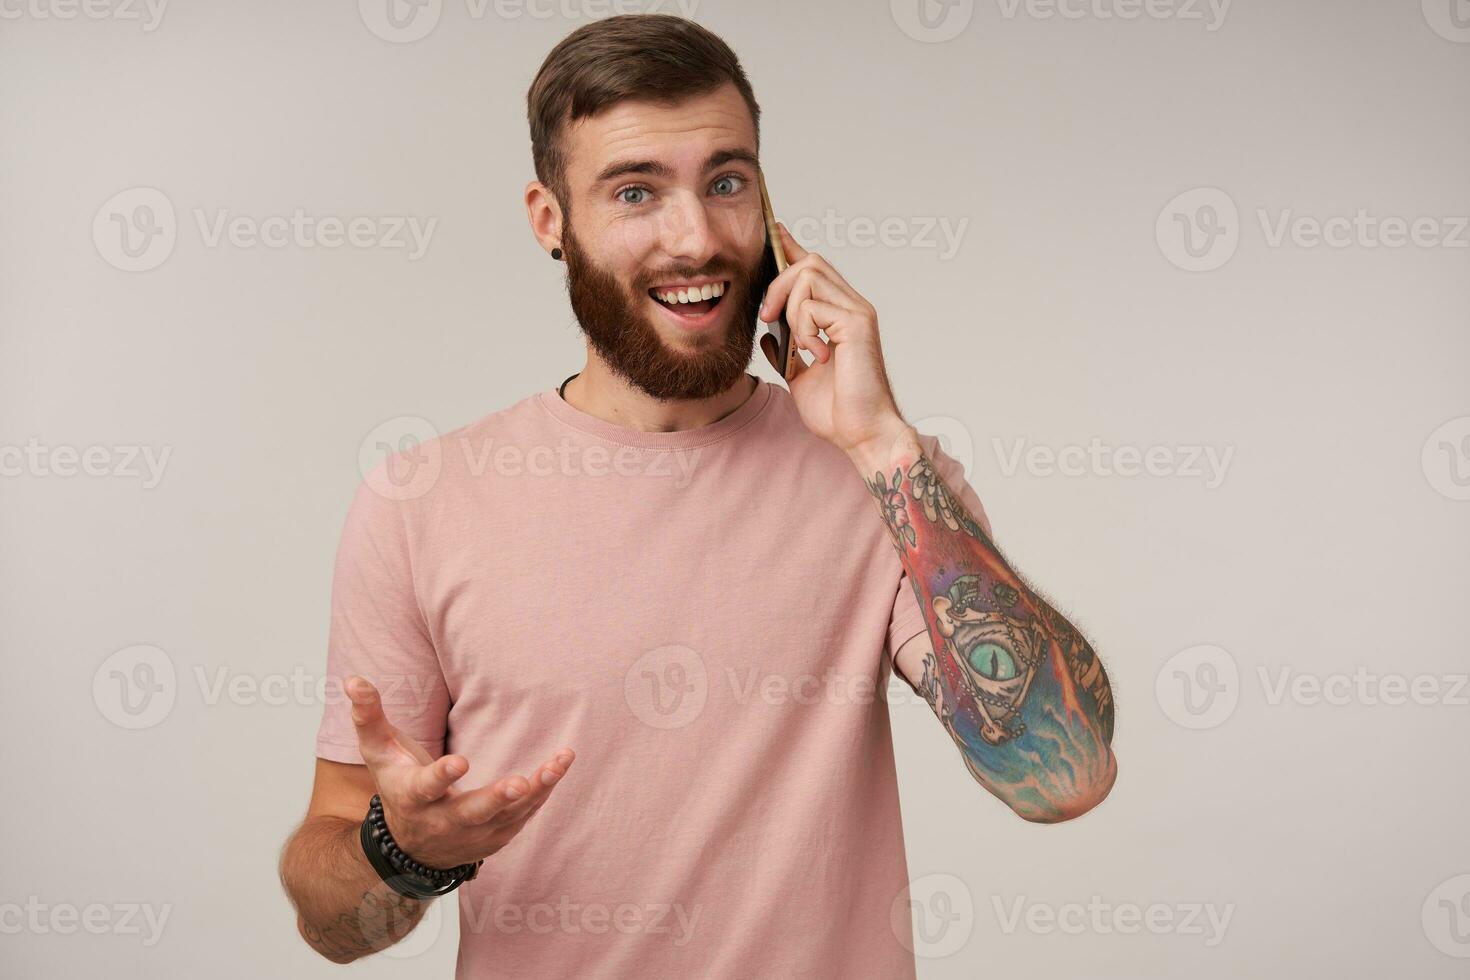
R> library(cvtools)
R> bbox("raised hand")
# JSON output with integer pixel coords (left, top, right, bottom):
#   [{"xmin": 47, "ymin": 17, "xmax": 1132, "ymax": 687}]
[{"xmin": 345, "ymin": 674, "xmax": 573, "ymax": 870}]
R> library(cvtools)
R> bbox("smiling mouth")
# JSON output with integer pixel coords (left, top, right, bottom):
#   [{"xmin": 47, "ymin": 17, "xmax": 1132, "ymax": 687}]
[{"xmin": 647, "ymin": 280, "xmax": 729, "ymax": 318}]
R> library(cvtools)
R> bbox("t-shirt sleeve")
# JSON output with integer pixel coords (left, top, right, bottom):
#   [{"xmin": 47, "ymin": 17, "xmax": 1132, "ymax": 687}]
[
  {"xmin": 314, "ymin": 477, "xmax": 451, "ymax": 764},
  {"xmin": 885, "ymin": 431, "xmax": 995, "ymax": 661}
]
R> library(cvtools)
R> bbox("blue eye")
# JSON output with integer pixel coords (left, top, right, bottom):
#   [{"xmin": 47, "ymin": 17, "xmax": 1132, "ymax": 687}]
[
  {"xmin": 618, "ymin": 186, "xmax": 649, "ymax": 206},
  {"xmin": 712, "ymin": 175, "xmax": 743, "ymax": 196}
]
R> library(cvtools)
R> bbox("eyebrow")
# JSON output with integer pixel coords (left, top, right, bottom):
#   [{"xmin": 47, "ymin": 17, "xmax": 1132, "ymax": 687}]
[{"xmin": 591, "ymin": 147, "xmax": 759, "ymax": 188}]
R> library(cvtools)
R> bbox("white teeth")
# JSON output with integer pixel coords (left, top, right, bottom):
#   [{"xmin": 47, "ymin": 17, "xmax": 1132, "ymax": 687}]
[{"xmin": 655, "ymin": 281, "xmax": 727, "ymax": 304}]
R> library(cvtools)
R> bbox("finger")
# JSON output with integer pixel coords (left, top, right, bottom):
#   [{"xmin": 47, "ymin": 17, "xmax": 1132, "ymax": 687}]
[
  {"xmin": 761, "ymin": 264, "xmax": 853, "ymax": 339},
  {"xmin": 345, "ymin": 675, "xmax": 399, "ymax": 765},
  {"xmin": 405, "ymin": 754, "xmax": 469, "ymax": 805},
  {"xmin": 774, "ymin": 221, "xmax": 807, "ymax": 264},
  {"xmin": 769, "ymin": 223, "xmax": 863, "ymax": 307},
  {"xmin": 785, "ymin": 276, "xmax": 833, "ymax": 363},
  {"xmin": 493, "ymin": 752, "xmax": 575, "ymax": 826},
  {"xmin": 454, "ymin": 749, "xmax": 574, "ymax": 826},
  {"xmin": 795, "ymin": 297, "xmax": 875, "ymax": 358},
  {"xmin": 450, "ymin": 774, "xmax": 533, "ymax": 825},
  {"xmin": 783, "ymin": 223, "xmax": 863, "ymax": 296}
]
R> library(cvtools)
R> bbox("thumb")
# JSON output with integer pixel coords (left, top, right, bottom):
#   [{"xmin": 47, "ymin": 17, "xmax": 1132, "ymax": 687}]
[{"xmin": 345, "ymin": 675, "xmax": 398, "ymax": 765}]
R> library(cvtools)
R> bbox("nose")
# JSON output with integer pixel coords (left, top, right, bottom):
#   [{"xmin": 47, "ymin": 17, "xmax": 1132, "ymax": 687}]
[{"xmin": 656, "ymin": 191, "xmax": 720, "ymax": 270}]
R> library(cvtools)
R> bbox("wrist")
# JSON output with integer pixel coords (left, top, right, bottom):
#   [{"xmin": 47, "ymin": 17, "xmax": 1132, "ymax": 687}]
[
  {"xmin": 846, "ymin": 417, "xmax": 922, "ymax": 476},
  {"xmin": 360, "ymin": 794, "xmax": 481, "ymax": 899}
]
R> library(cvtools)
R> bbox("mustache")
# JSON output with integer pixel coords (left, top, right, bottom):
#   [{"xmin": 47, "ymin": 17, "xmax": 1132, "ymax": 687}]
[{"xmin": 633, "ymin": 265, "xmax": 747, "ymax": 290}]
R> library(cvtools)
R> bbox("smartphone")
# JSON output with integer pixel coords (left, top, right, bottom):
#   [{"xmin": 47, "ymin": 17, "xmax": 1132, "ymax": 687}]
[{"xmin": 756, "ymin": 169, "xmax": 801, "ymax": 382}]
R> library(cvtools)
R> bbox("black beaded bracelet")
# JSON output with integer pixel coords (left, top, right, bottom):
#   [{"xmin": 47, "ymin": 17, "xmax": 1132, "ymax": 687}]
[{"xmin": 359, "ymin": 794, "xmax": 482, "ymax": 900}]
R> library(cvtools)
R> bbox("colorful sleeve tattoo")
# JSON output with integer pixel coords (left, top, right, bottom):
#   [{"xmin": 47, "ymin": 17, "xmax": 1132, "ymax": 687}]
[{"xmin": 862, "ymin": 428, "xmax": 1117, "ymax": 822}]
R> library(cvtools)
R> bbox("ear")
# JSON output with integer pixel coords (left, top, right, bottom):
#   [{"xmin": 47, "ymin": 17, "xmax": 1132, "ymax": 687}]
[{"xmin": 524, "ymin": 180, "xmax": 565, "ymax": 257}]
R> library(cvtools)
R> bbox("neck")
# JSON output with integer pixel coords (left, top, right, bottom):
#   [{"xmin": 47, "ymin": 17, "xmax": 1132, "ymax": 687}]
[{"xmin": 562, "ymin": 357, "xmax": 757, "ymax": 433}]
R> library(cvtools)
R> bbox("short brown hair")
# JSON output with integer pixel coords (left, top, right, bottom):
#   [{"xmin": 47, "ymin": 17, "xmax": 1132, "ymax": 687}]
[{"xmin": 527, "ymin": 14, "xmax": 761, "ymax": 211}]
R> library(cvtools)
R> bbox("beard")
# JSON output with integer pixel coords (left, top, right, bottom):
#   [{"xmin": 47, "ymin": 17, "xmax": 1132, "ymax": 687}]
[{"xmin": 560, "ymin": 220, "xmax": 761, "ymax": 401}]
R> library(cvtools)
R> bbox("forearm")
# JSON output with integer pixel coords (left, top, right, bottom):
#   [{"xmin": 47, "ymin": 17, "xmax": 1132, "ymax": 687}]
[
  {"xmin": 854, "ymin": 422, "xmax": 1116, "ymax": 822},
  {"xmin": 279, "ymin": 815, "xmax": 429, "ymax": 964}
]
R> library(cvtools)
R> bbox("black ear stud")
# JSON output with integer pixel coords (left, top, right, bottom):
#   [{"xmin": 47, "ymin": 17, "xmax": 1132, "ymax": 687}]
[{"xmin": 550, "ymin": 247, "xmax": 563, "ymax": 260}]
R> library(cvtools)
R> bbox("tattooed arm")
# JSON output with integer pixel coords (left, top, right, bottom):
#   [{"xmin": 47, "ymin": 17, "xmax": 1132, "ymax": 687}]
[
  {"xmin": 858, "ymin": 425, "xmax": 1117, "ymax": 823},
  {"xmin": 280, "ymin": 809, "xmax": 429, "ymax": 964},
  {"xmin": 279, "ymin": 756, "xmax": 431, "ymax": 964}
]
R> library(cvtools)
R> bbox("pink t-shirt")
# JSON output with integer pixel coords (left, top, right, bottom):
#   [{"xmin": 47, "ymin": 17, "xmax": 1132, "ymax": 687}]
[{"xmin": 315, "ymin": 373, "xmax": 991, "ymax": 979}]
